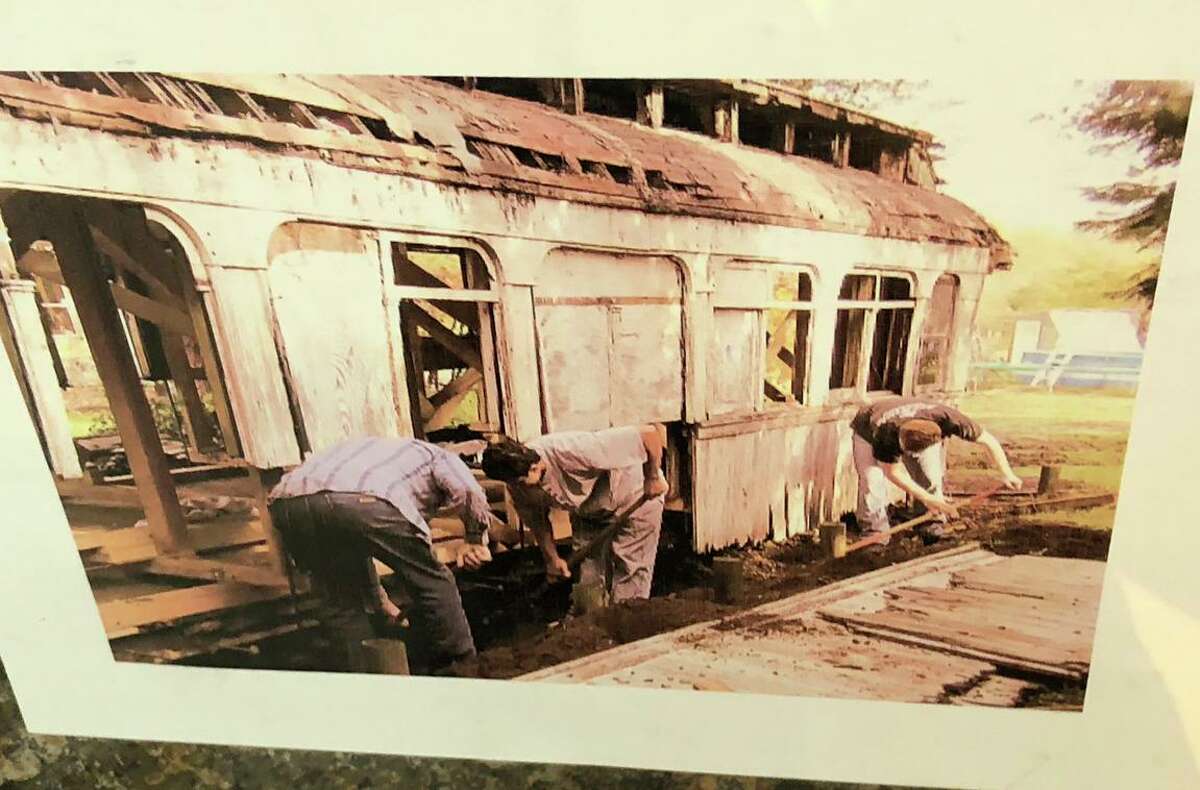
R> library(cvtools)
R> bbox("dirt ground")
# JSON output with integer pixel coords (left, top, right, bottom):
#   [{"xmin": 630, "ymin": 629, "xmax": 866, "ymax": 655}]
[{"xmin": 471, "ymin": 387, "xmax": 1128, "ymax": 682}]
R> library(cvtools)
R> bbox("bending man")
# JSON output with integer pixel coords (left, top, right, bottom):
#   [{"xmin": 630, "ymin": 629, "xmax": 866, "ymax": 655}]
[
  {"xmin": 482, "ymin": 424, "xmax": 669, "ymax": 608},
  {"xmin": 267, "ymin": 436, "xmax": 494, "ymax": 675},
  {"xmin": 850, "ymin": 397, "xmax": 1022, "ymax": 544}
]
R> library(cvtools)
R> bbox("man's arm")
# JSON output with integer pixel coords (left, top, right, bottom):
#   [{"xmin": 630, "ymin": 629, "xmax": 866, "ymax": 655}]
[
  {"xmin": 511, "ymin": 489, "xmax": 570, "ymax": 581},
  {"xmin": 433, "ymin": 452, "xmax": 495, "ymax": 545},
  {"xmin": 431, "ymin": 452, "xmax": 495, "ymax": 570},
  {"xmin": 881, "ymin": 462, "xmax": 959, "ymax": 517},
  {"xmin": 975, "ymin": 430, "xmax": 1023, "ymax": 489},
  {"xmin": 639, "ymin": 423, "xmax": 669, "ymax": 497}
]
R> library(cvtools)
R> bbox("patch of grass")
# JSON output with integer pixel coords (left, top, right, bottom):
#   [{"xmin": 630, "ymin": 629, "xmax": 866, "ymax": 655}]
[{"xmin": 947, "ymin": 388, "xmax": 1134, "ymax": 532}]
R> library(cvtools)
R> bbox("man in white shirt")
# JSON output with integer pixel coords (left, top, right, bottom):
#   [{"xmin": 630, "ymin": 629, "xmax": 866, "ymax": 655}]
[{"xmin": 482, "ymin": 424, "xmax": 669, "ymax": 606}]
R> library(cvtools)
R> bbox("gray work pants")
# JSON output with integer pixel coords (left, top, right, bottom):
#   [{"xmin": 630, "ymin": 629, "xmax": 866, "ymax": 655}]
[
  {"xmin": 852, "ymin": 434, "xmax": 945, "ymax": 543},
  {"xmin": 571, "ymin": 493, "xmax": 665, "ymax": 606},
  {"xmin": 269, "ymin": 492, "xmax": 475, "ymax": 674}
]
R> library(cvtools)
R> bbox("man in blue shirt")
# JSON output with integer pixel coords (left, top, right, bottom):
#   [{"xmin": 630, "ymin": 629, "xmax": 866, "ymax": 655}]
[{"xmin": 268, "ymin": 436, "xmax": 495, "ymax": 675}]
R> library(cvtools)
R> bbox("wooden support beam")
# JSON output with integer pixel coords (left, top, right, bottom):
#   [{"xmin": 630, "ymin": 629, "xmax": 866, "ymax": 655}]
[
  {"xmin": 98, "ymin": 581, "xmax": 288, "ymax": 636},
  {"xmin": 110, "ymin": 283, "xmax": 194, "ymax": 335},
  {"xmin": 160, "ymin": 334, "xmax": 219, "ymax": 453},
  {"xmin": 145, "ymin": 555, "xmax": 288, "ymax": 587},
  {"xmin": 636, "ymin": 82, "xmax": 665, "ymax": 128},
  {"xmin": 91, "ymin": 203, "xmax": 233, "ymax": 457},
  {"xmin": 249, "ymin": 467, "xmax": 290, "ymax": 577},
  {"xmin": 78, "ymin": 520, "xmax": 265, "ymax": 566},
  {"xmin": 44, "ymin": 197, "xmax": 189, "ymax": 553},
  {"xmin": 88, "ymin": 223, "xmax": 184, "ymax": 308},
  {"xmin": 426, "ymin": 369, "xmax": 483, "ymax": 432},
  {"xmin": 405, "ymin": 302, "xmax": 482, "ymax": 370}
]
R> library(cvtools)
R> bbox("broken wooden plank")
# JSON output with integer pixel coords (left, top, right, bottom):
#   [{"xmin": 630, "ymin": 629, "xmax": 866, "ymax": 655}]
[
  {"xmin": 824, "ymin": 621, "xmax": 1083, "ymax": 680},
  {"xmin": 145, "ymin": 555, "xmax": 288, "ymax": 587},
  {"xmin": 986, "ymin": 492, "xmax": 1116, "ymax": 516},
  {"xmin": 98, "ymin": 581, "xmax": 290, "ymax": 635}
]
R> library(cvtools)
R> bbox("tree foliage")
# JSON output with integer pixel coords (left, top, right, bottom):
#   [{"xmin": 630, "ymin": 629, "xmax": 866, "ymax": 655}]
[{"xmin": 1073, "ymin": 81, "xmax": 1192, "ymax": 305}]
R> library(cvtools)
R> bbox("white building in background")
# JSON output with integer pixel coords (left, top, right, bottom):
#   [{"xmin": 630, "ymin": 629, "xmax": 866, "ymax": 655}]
[{"xmin": 1008, "ymin": 308, "xmax": 1145, "ymax": 390}]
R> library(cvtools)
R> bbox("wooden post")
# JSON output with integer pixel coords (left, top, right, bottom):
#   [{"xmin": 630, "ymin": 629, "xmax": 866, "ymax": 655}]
[
  {"xmin": 834, "ymin": 129, "xmax": 852, "ymax": 168},
  {"xmin": 359, "ymin": 638, "xmax": 411, "ymax": 675},
  {"xmin": 636, "ymin": 82, "xmax": 664, "ymax": 128},
  {"xmin": 0, "ymin": 209, "xmax": 83, "ymax": 479},
  {"xmin": 713, "ymin": 97, "xmax": 739, "ymax": 143},
  {"xmin": 45, "ymin": 197, "xmax": 189, "ymax": 553},
  {"xmin": 820, "ymin": 522, "xmax": 847, "ymax": 559},
  {"xmin": 249, "ymin": 466, "xmax": 290, "ymax": 576},
  {"xmin": 1038, "ymin": 465, "xmax": 1061, "ymax": 496},
  {"xmin": 565, "ymin": 78, "xmax": 584, "ymax": 115},
  {"xmin": 772, "ymin": 120, "xmax": 796, "ymax": 154},
  {"xmin": 712, "ymin": 556, "xmax": 745, "ymax": 604}
]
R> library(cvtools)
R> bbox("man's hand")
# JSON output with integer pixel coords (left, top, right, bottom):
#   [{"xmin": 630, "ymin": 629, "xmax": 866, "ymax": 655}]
[
  {"xmin": 922, "ymin": 494, "xmax": 960, "ymax": 520},
  {"xmin": 456, "ymin": 543, "xmax": 492, "ymax": 570},
  {"xmin": 644, "ymin": 472, "xmax": 669, "ymax": 499},
  {"xmin": 545, "ymin": 555, "xmax": 571, "ymax": 583},
  {"xmin": 375, "ymin": 586, "xmax": 403, "ymax": 625},
  {"xmin": 1002, "ymin": 472, "xmax": 1024, "ymax": 491}
]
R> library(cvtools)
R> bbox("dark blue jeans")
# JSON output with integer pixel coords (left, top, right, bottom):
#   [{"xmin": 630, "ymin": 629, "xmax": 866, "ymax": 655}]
[{"xmin": 269, "ymin": 492, "xmax": 476, "ymax": 673}]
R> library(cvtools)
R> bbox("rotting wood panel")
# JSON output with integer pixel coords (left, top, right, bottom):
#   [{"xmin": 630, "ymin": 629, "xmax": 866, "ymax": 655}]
[
  {"xmin": 267, "ymin": 223, "xmax": 401, "ymax": 452},
  {"xmin": 708, "ymin": 309, "xmax": 759, "ymax": 415},
  {"xmin": 534, "ymin": 250, "xmax": 683, "ymax": 431},
  {"xmin": 691, "ymin": 417, "xmax": 857, "ymax": 552},
  {"xmin": 204, "ymin": 267, "xmax": 301, "ymax": 468}
]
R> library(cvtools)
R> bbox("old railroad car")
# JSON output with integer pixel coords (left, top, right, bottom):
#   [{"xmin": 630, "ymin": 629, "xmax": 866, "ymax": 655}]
[{"xmin": 0, "ymin": 74, "xmax": 1011, "ymax": 604}]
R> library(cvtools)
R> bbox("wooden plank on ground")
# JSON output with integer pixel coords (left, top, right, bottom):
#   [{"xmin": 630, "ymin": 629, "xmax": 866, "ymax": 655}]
[
  {"xmin": 519, "ymin": 543, "xmax": 997, "ymax": 683},
  {"xmin": 584, "ymin": 619, "xmax": 996, "ymax": 703},
  {"xmin": 145, "ymin": 555, "xmax": 289, "ymax": 587},
  {"xmin": 821, "ymin": 555, "xmax": 1104, "ymax": 680},
  {"xmin": 98, "ymin": 582, "xmax": 290, "ymax": 635}
]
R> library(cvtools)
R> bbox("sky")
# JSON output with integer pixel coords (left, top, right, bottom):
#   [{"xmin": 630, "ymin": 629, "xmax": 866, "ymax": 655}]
[{"xmin": 843, "ymin": 78, "xmax": 1151, "ymax": 236}]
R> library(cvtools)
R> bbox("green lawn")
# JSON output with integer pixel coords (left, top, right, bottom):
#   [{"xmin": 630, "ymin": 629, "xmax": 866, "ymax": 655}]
[{"xmin": 948, "ymin": 386, "xmax": 1136, "ymax": 530}]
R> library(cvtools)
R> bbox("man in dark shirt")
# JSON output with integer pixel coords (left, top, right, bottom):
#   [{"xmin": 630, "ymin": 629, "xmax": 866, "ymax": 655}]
[{"xmin": 850, "ymin": 397, "xmax": 1022, "ymax": 543}]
